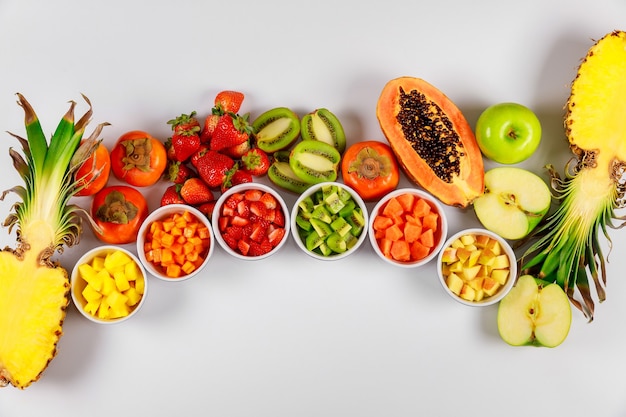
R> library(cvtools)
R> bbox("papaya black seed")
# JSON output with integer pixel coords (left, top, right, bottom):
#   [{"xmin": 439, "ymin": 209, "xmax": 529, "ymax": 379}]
[{"xmin": 396, "ymin": 87, "xmax": 463, "ymax": 183}]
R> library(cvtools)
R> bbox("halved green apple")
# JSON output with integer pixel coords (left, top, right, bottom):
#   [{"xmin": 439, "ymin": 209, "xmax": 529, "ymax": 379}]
[
  {"xmin": 497, "ymin": 274, "xmax": 572, "ymax": 348},
  {"xmin": 473, "ymin": 167, "xmax": 551, "ymax": 240}
]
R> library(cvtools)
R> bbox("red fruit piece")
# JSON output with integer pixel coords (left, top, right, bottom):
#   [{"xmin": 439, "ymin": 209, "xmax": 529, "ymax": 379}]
[
  {"xmin": 200, "ymin": 114, "xmax": 219, "ymax": 144},
  {"xmin": 215, "ymin": 90, "xmax": 244, "ymax": 114},
  {"xmin": 221, "ymin": 168, "xmax": 253, "ymax": 193},
  {"xmin": 166, "ymin": 161, "xmax": 196, "ymax": 184},
  {"xmin": 171, "ymin": 130, "xmax": 201, "ymax": 163},
  {"xmin": 194, "ymin": 150, "xmax": 235, "ymax": 189},
  {"xmin": 268, "ymin": 227, "xmax": 286, "ymax": 247},
  {"xmin": 241, "ymin": 148, "xmax": 270, "ymax": 177},
  {"xmin": 210, "ymin": 113, "xmax": 252, "ymax": 152},
  {"xmin": 167, "ymin": 111, "xmax": 201, "ymax": 134},
  {"xmin": 160, "ymin": 184, "xmax": 185, "ymax": 206},
  {"xmin": 180, "ymin": 178, "xmax": 214, "ymax": 205},
  {"xmin": 221, "ymin": 139, "xmax": 251, "ymax": 158}
]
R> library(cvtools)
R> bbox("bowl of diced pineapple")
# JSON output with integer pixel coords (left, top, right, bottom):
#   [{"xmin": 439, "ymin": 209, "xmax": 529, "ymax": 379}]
[
  {"xmin": 436, "ymin": 228, "xmax": 517, "ymax": 306},
  {"xmin": 137, "ymin": 204, "xmax": 214, "ymax": 281},
  {"xmin": 71, "ymin": 245, "xmax": 148, "ymax": 324}
]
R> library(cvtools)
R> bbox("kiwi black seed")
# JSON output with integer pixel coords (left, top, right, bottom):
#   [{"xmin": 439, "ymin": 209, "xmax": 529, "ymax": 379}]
[
  {"xmin": 252, "ymin": 107, "xmax": 301, "ymax": 154},
  {"xmin": 289, "ymin": 140, "xmax": 341, "ymax": 184},
  {"xmin": 267, "ymin": 160, "xmax": 311, "ymax": 194},
  {"xmin": 300, "ymin": 108, "xmax": 346, "ymax": 154}
]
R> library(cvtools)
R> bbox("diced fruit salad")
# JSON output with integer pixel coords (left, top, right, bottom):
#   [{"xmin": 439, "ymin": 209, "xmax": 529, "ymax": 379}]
[
  {"xmin": 76, "ymin": 249, "xmax": 145, "ymax": 321},
  {"xmin": 440, "ymin": 233, "xmax": 511, "ymax": 302},
  {"xmin": 216, "ymin": 188, "xmax": 287, "ymax": 257},
  {"xmin": 372, "ymin": 192, "xmax": 441, "ymax": 263},
  {"xmin": 142, "ymin": 210, "xmax": 211, "ymax": 278},
  {"xmin": 295, "ymin": 184, "xmax": 366, "ymax": 257}
]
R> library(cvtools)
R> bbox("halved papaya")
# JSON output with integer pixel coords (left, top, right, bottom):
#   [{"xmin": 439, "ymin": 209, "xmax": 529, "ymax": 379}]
[{"xmin": 376, "ymin": 77, "xmax": 484, "ymax": 208}]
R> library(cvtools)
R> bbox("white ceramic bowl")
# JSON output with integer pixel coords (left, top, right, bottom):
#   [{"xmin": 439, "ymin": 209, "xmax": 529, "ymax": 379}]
[
  {"xmin": 136, "ymin": 204, "xmax": 214, "ymax": 281},
  {"xmin": 436, "ymin": 228, "xmax": 517, "ymax": 307},
  {"xmin": 291, "ymin": 181, "xmax": 369, "ymax": 261},
  {"xmin": 368, "ymin": 188, "xmax": 448, "ymax": 268},
  {"xmin": 212, "ymin": 183, "xmax": 290, "ymax": 260},
  {"xmin": 71, "ymin": 245, "xmax": 148, "ymax": 324}
]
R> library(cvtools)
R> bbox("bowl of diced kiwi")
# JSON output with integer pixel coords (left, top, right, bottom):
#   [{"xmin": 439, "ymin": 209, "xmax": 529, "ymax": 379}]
[{"xmin": 291, "ymin": 182, "xmax": 369, "ymax": 261}]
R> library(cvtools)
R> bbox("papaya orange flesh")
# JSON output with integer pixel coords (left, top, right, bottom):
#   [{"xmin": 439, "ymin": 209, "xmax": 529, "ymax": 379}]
[{"xmin": 376, "ymin": 77, "xmax": 484, "ymax": 207}]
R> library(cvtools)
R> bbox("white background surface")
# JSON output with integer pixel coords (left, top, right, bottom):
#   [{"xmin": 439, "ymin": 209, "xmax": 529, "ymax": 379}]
[{"xmin": 2, "ymin": 1, "xmax": 626, "ymax": 416}]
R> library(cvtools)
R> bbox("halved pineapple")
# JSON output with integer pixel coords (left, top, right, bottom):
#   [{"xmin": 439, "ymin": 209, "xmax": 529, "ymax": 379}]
[{"xmin": 0, "ymin": 94, "xmax": 106, "ymax": 388}]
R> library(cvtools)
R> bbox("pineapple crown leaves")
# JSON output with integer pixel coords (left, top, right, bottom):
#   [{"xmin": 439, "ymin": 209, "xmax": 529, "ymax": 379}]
[{"xmin": 3, "ymin": 93, "xmax": 109, "ymax": 250}]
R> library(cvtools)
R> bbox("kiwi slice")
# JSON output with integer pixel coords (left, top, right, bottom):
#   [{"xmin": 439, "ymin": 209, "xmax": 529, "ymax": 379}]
[
  {"xmin": 301, "ymin": 108, "xmax": 346, "ymax": 154},
  {"xmin": 267, "ymin": 160, "xmax": 311, "ymax": 194},
  {"xmin": 289, "ymin": 140, "xmax": 341, "ymax": 184},
  {"xmin": 252, "ymin": 107, "xmax": 301, "ymax": 153}
]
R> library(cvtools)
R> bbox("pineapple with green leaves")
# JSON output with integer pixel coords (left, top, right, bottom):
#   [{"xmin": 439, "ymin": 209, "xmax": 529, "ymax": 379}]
[
  {"xmin": 521, "ymin": 30, "xmax": 626, "ymax": 321},
  {"xmin": 0, "ymin": 94, "xmax": 106, "ymax": 388}
]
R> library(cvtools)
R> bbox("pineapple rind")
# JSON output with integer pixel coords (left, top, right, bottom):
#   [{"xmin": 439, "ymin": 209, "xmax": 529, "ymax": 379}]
[{"xmin": 0, "ymin": 248, "xmax": 69, "ymax": 389}]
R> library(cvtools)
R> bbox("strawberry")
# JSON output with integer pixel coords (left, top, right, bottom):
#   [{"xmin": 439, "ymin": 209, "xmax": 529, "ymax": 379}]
[
  {"xmin": 214, "ymin": 90, "xmax": 244, "ymax": 114},
  {"xmin": 180, "ymin": 177, "xmax": 214, "ymax": 205},
  {"xmin": 171, "ymin": 129, "xmax": 201, "ymax": 163},
  {"xmin": 200, "ymin": 113, "xmax": 220, "ymax": 144},
  {"xmin": 241, "ymin": 148, "xmax": 270, "ymax": 176},
  {"xmin": 210, "ymin": 113, "xmax": 253, "ymax": 152},
  {"xmin": 221, "ymin": 138, "xmax": 251, "ymax": 159},
  {"xmin": 167, "ymin": 111, "xmax": 201, "ymax": 134},
  {"xmin": 248, "ymin": 239, "xmax": 273, "ymax": 257},
  {"xmin": 221, "ymin": 167, "xmax": 253, "ymax": 193},
  {"xmin": 196, "ymin": 201, "xmax": 216, "ymax": 220},
  {"xmin": 161, "ymin": 184, "xmax": 185, "ymax": 206},
  {"xmin": 166, "ymin": 161, "xmax": 196, "ymax": 184},
  {"xmin": 194, "ymin": 149, "xmax": 235, "ymax": 189}
]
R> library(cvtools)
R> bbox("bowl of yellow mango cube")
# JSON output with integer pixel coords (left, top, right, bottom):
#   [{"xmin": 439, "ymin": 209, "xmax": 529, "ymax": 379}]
[
  {"xmin": 71, "ymin": 245, "xmax": 148, "ymax": 324},
  {"xmin": 436, "ymin": 228, "xmax": 517, "ymax": 307}
]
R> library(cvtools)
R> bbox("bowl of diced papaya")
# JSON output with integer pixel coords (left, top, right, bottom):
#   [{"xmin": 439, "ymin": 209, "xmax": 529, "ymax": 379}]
[
  {"xmin": 71, "ymin": 245, "xmax": 147, "ymax": 324},
  {"xmin": 136, "ymin": 204, "xmax": 214, "ymax": 281},
  {"xmin": 368, "ymin": 188, "xmax": 448, "ymax": 268}
]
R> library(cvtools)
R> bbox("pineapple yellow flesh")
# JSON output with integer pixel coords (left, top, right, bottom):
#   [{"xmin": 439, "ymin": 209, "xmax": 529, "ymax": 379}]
[
  {"xmin": 567, "ymin": 30, "xmax": 626, "ymax": 163},
  {"xmin": 0, "ymin": 246, "xmax": 69, "ymax": 389}
]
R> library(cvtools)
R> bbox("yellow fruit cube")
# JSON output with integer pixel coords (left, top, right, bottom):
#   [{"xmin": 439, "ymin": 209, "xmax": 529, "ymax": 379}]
[
  {"xmin": 492, "ymin": 254, "xmax": 510, "ymax": 269},
  {"xmin": 482, "ymin": 277, "xmax": 501, "ymax": 296},
  {"xmin": 104, "ymin": 250, "xmax": 133, "ymax": 271},
  {"xmin": 124, "ymin": 287, "xmax": 142, "ymax": 307},
  {"xmin": 97, "ymin": 299, "xmax": 110, "ymax": 320},
  {"xmin": 106, "ymin": 290, "xmax": 129, "ymax": 312},
  {"xmin": 468, "ymin": 277, "xmax": 485, "ymax": 291},
  {"xmin": 84, "ymin": 300, "xmax": 100, "ymax": 316},
  {"xmin": 100, "ymin": 272, "xmax": 116, "ymax": 296},
  {"xmin": 459, "ymin": 284, "xmax": 476, "ymax": 301},
  {"xmin": 460, "ymin": 234, "xmax": 476, "ymax": 246},
  {"xmin": 109, "ymin": 303, "xmax": 130, "ymax": 319},
  {"xmin": 461, "ymin": 265, "xmax": 482, "ymax": 281},
  {"xmin": 491, "ymin": 269, "xmax": 510, "ymax": 285},
  {"xmin": 78, "ymin": 263, "xmax": 102, "ymax": 291},
  {"xmin": 445, "ymin": 273, "xmax": 464, "ymax": 295},
  {"xmin": 82, "ymin": 284, "xmax": 102, "ymax": 303},
  {"xmin": 486, "ymin": 239, "xmax": 502, "ymax": 255},
  {"xmin": 91, "ymin": 255, "xmax": 106, "ymax": 271},
  {"xmin": 134, "ymin": 276, "xmax": 145, "ymax": 295},
  {"xmin": 113, "ymin": 270, "xmax": 131, "ymax": 292},
  {"xmin": 124, "ymin": 261, "xmax": 141, "ymax": 281},
  {"xmin": 451, "ymin": 238, "xmax": 464, "ymax": 249}
]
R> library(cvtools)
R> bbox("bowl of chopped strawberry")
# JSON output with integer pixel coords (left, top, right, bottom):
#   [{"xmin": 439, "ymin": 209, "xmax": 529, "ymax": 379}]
[{"xmin": 211, "ymin": 183, "xmax": 290, "ymax": 260}]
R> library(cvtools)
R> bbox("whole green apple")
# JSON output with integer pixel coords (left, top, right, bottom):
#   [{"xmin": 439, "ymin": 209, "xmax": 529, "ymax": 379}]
[{"xmin": 475, "ymin": 102, "xmax": 541, "ymax": 164}]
